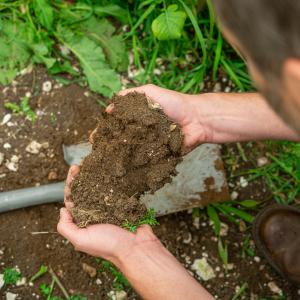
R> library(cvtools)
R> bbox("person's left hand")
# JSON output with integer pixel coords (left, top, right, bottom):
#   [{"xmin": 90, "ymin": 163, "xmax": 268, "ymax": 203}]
[{"xmin": 57, "ymin": 166, "xmax": 159, "ymax": 265}]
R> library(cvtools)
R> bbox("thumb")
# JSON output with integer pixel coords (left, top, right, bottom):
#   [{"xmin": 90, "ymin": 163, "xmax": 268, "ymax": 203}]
[{"xmin": 57, "ymin": 208, "xmax": 85, "ymax": 246}]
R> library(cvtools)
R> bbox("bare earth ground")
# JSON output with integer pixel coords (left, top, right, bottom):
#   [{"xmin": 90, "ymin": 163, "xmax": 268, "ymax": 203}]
[{"xmin": 0, "ymin": 68, "xmax": 299, "ymax": 299}]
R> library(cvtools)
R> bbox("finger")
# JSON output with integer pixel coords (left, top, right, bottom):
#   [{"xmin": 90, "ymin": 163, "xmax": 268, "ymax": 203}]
[
  {"xmin": 118, "ymin": 87, "xmax": 147, "ymax": 96},
  {"xmin": 89, "ymin": 128, "xmax": 98, "ymax": 144},
  {"xmin": 64, "ymin": 165, "xmax": 80, "ymax": 210},
  {"xmin": 57, "ymin": 208, "xmax": 84, "ymax": 244}
]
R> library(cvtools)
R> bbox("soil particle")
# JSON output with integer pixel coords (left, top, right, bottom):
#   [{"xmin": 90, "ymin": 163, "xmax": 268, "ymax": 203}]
[{"xmin": 71, "ymin": 92, "xmax": 183, "ymax": 227}]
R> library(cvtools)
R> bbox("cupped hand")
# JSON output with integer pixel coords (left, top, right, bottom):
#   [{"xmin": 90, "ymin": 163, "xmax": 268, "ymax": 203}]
[
  {"xmin": 57, "ymin": 166, "xmax": 158, "ymax": 265},
  {"xmin": 107, "ymin": 84, "xmax": 209, "ymax": 149}
]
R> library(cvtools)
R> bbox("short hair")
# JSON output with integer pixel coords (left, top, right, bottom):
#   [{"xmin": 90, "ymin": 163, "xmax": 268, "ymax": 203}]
[{"xmin": 213, "ymin": 0, "xmax": 300, "ymax": 78}]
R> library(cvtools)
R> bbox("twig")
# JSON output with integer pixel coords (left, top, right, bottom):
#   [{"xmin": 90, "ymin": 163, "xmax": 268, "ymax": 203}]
[
  {"xmin": 30, "ymin": 231, "xmax": 57, "ymax": 235},
  {"xmin": 49, "ymin": 267, "xmax": 70, "ymax": 299}
]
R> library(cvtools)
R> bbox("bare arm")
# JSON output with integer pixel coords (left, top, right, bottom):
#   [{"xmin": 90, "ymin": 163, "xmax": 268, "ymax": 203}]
[
  {"xmin": 114, "ymin": 227, "xmax": 215, "ymax": 300},
  {"xmin": 189, "ymin": 92, "xmax": 300, "ymax": 143}
]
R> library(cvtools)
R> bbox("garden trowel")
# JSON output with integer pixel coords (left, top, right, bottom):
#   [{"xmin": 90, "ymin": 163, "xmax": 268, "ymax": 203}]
[{"xmin": 0, "ymin": 143, "xmax": 229, "ymax": 215}]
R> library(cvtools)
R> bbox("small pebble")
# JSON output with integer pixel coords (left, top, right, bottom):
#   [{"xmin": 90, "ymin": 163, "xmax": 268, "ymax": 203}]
[
  {"xmin": 6, "ymin": 293, "xmax": 17, "ymax": 300},
  {"xmin": 231, "ymin": 191, "xmax": 239, "ymax": 200},
  {"xmin": 82, "ymin": 263, "xmax": 97, "ymax": 278},
  {"xmin": 42, "ymin": 81, "xmax": 52, "ymax": 93},
  {"xmin": 220, "ymin": 222, "xmax": 229, "ymax": 237},
  {"xmin": 3, "ymin": 143, "xmax": 11, "ymax": 149},
  {"xmin": 0, "ymin": 274, "xmax": 4, "ymax": 289},
  {"xmin": 0, "ymin": 153, "xmax": 4, "ymax": 166},
  {"xmin": 268, "ymin": 281, "xmax": 282, "ymax": 295},
  {"xmin": 239, "ymin": 176, "xmax": 248, "ymax": 188},
  {"xmin": 1, "ymin": 114, "xmax": 12, "ymax": 125},
  {"xmin": 257, "ymin": 156, "xmax": 269, "ymax": 167},
  {"xmin": 26, "ymin": 141, "xmax": 42, "ymax": 154},
  {"xmin": 254, "ymin": 256, "xmax": 261, "ymax": 263}
]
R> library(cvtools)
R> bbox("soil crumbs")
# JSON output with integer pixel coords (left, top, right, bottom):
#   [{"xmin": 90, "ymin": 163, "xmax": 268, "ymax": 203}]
[
  {"xmin": 0, "ymin": 68, "xmax": 299, "ymax": 300},
  {"xmin": 71, "ymin": 92, "xmax": 183, "ymax": 227}
]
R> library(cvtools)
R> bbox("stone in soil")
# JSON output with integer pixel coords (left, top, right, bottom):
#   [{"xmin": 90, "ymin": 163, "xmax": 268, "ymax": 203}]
[{"xmin": 71, "ymin": 92, "xmax": 183, "ymax": 227}]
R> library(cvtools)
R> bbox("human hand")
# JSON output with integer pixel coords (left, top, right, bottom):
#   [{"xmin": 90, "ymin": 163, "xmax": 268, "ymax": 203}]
[
  {"xmin": 106, "ymin": 84, "xmax": 210, "ymax": 149},
  {"xmin": 57, "ymin": 165, "xmax": 159, "ymax": 266}
]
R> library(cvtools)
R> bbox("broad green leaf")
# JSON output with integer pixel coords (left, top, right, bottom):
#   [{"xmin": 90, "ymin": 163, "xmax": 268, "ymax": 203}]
[
  {"xmin": 48, "ymin": 60, "xmax": 79, "ymax": 76},
  {"xmin": 31, "ymin": 43, "xmax": 56, "ymax": 69},
  {"xmin": 81, "ymin": 18, "xmax": 128, "ymax": 72},
  {"xmin": 94, "ymin": 4, "xmax": 128, "ymax": 23},
  {"xmin": 32, "ymin": 0, "xmax": 54, "ymax": 31},
  {"xmin": 151, "ymin": 4, "xmax": 187, "ymax": 40},
  {"xmin": 0, "ymin": 20, "xmax": 32, "ymax": 84},
  {"xmin": 57, "ymin": 26, "xmax": 121, "ymax": 97}
]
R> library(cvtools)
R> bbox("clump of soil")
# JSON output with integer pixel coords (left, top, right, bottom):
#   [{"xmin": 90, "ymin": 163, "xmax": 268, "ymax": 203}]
[{"xmin": 71, "ymin": 92, "xmax": 183, "ymax": 227}]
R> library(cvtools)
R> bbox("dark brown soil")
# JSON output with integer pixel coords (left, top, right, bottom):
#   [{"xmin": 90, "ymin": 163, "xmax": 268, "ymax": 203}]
[
  {"xmin": 0, "ymin": 68, "xmax": 298, "ymax": 300},
  {"xmin": 0, "ymin": 67, "xmax": 102, "ymax": 192},
  {"xmin": 71, "ymin": 93, "xmax": 183, "ymax": 227}
]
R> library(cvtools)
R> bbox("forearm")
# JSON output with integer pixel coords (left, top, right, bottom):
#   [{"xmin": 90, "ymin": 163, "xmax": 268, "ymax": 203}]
[
  {"xmin": 189, "ymin": 92, "xmax": 300, "ymax": 143},
  {"xmin": 114, "ymin": 235, "xmax": 214, "ymax": 300}
]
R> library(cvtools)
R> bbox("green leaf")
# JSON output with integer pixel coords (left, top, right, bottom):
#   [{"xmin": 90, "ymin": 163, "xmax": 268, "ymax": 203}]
[
  {"xmin": 57, "ymin": 25, "xmax": 121, "ymax": 97},
  {"xmin": 31, "ymin": 43, "xmax": 56, "ymax": 69},
  {"xmin": 4, "ymin": 102, "xmax": 21, "ymax": 114},
  {"xmin": 151, "ymin": 4, "xmax": 187, "ymax": 40},
  {"xmin": 30, "ymin": 265, "xmax": 48, "ymax": 282},
  {"xmin": 239, "ymin": 200, "xmax": 259, "ymax": 208},
  {"xmin": 32, "ymin": 0, "xmax": 54, "ymax": 31},
  {"xmin": 3, "ymin": 267, "xmax": 21, "ymax": 285},
  {"xmin": 94, "ymin": 4, "xmax": 128, "ymax": 23},
  {"xmin": 0, "ymin": 19, "xmax": 32, "ymax": 84},
  {"xmin": 207, "ymin": 205, "xmax": 221, "ymax": 236},
  {"xmin": 81, "ymin": 18, "xmax": 128, "ymax": 71},
  {"xmin": 48, "ymin": 60, "xmax": 79, "ymax": 76}
]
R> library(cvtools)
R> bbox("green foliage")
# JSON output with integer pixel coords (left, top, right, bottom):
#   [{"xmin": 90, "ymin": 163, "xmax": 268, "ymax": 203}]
[
  {"xmin": 207, "ymin": 205, "xmax": 220, "ymax": 236},
  {"xmin": 69, "ymin": 296, "xmax": 87, "ymax": 300},
  {"xmin": 217, "ymin": 238, "xmax": 228, "ymax": 271},
  {"xmin": 232, "ymin": 282, "xmax": 248, "ymax": 300},
  {"xmin": 40, "ymin": 283, "xmax": 52, "ymax": 297},
  {"xmin": 5, "ymin": 97, "xmax": 36, "ymax": 122},
  {"xmin": 57, "ymin": 25, "xmax": 120, "ymax": 97},
  {"xmin": 3, "ymin": 267, "xmax": 21, "ymax": 285},
  {"xmin": 240, "ymin": 142, "xmax": 300, "ymax": 204},
  {"xmin": 20, "ymin": 96, "xmax": 37, "ymax": 122},
  {"xmin": 152, "ymin": 4, "xmax": 187, "ymax": 40},
  {"xmin": 0, "ymin": 1, "xmax": 128, "ymax": 97},
  {"xmin": 100, "ymin": 260, "xmax": 130, "ymax": 292},
  {"xmin": 30, "ymin": 265, "xmax": 48, "ymax": 282},
  {"xmin": 122, "ymin": 208, "xmax": 159, "ymax": 232},
  {"xmin": 32, "ymin": 0, "xmax": 54, "ymax": 31}
]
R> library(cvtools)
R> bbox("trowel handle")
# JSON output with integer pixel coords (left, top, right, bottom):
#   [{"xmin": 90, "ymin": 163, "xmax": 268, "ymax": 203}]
[{"xmin": 0, "ymin": 182, "xmax": 65, "ymax": 213}]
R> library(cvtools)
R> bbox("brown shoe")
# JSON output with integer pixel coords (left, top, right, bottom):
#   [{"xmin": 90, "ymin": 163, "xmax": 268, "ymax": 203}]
[{"xmin": 253, "ymin": 204, "xmax": 300, "ymax": 285}]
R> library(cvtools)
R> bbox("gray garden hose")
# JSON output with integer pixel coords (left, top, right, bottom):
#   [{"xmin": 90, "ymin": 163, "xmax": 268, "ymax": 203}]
[{"xmin": 0, "ymin": 182, "xmax": 64, "ymax": 213}]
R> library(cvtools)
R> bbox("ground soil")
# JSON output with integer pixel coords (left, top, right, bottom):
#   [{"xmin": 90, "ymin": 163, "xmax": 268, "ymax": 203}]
[
  {"xmin": 0, "ymin": 68, "xmax": 299, "ymax": 300},
  {"xmin": 71, "ymin": 93, "xmax": 183, "ymax": 227}
]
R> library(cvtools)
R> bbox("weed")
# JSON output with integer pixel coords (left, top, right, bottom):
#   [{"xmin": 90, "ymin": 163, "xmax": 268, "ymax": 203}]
[
  {"xmin": 4, "ymin": 96, "xmax": 36, "ymax": 122},
  {"xmin": 218, "ymin": 238, "xmax": 228, "ymax": 271},
  {"xmin": 30, "ymin": 265, "xmax": 48, "ymax": 282},
  {"xmin": 241, "ymin": 234, "xmax": 255, "ymax": 258},
  {"xmin": 232, "ymin": 282, "xmax": 248, "ymax": 300},
  {"xmin": 99, "ymin": 260, "xmax": 130, "ymax": 292},
  {"xmin": 122, "ymin": 208, "xmax": 159, "ymax": 233},
  {"xmin": 3, "ymin": 267, "xmax": 21, "ymax": 285},
  {"xmin": 238, "ymin": 142, "xmax": 300, "ymax": 204}
]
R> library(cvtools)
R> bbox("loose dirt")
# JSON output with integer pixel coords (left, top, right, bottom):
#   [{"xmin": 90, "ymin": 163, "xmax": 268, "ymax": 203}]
[{"xmin": 71, "ymin": 92, "xmax": 183, "ymax": 227}]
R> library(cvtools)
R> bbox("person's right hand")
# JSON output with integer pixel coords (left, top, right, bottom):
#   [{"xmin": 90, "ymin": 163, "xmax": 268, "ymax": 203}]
[{"xmin": 109, "ymin": 84, "xmax": 210, "ymax": 149}]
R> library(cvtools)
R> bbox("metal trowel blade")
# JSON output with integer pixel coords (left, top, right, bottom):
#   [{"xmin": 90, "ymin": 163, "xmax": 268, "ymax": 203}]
[{"xmin": 63, "ymin": 143, "xmax": 92, "ymax": 166}]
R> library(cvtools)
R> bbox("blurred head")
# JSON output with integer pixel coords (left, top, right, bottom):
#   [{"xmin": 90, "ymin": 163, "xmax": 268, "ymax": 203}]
[{"xmin": 213, "ymin": 0, "xmax": 300, "ymax": 133}]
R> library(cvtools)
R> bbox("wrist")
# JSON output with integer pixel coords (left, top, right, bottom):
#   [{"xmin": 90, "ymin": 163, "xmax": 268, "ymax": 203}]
[{"xmin": 112, "ymin": 225, "xmax": 164, "ymax": 269}]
